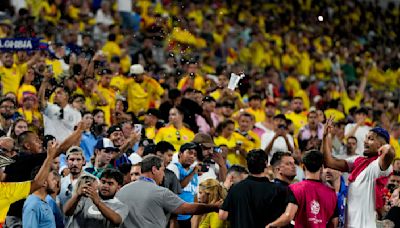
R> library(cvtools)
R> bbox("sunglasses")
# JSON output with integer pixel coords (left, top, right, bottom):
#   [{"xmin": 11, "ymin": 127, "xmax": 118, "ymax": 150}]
[{"xmin": 176, "ymin": 131, "xmax": 181, "ymax": 141}]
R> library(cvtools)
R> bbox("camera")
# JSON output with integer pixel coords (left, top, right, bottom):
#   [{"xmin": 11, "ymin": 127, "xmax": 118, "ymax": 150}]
[
  {"xmin": 213, "ymin": 147, "xmax": 222, "ymax": 154},
  {"xmin": 200, "ymin": 163, "xmax": 210, "ymax": 172}
]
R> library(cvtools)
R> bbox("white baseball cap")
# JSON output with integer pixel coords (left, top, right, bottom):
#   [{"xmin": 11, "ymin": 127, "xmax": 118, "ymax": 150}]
[{"xmin": 129, "ymin": 64, "xmax": 145, "ymax": 75}]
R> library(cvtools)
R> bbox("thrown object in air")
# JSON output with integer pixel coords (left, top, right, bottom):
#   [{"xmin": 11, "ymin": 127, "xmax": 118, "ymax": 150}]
[{"xmin": 228, "ymin": 73, "xmax": 245, "ymax": 90}]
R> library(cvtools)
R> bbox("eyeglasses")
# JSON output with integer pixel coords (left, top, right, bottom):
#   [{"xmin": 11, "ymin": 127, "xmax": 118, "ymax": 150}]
[
  {"xmin": 65, "ymin": 183, "xmax": 73, "ymax": 197},
  {"xmin": 176, "ymin": 131, "xmax": 181, "ymax": 141}
]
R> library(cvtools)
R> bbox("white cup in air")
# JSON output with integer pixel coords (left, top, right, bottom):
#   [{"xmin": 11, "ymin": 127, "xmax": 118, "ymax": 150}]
[{"xmin": 228, "ymin": 73, "xmax": 244, "ymax": 90}]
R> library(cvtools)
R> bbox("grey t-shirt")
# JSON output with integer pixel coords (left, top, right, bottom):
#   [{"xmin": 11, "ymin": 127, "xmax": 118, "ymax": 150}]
[
  {"xmin": 65, "ymin": 197, "xmax": 128, "ymax": 228},
  {"xmin": 163, "ymin": 169, "xmax": 182, "ymax": 194},
  {"xmin": 116, "ymin": 179, "xmax": 185, "ymax": 228}
]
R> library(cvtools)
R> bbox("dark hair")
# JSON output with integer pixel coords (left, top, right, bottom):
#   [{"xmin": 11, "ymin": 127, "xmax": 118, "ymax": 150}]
[
  {"xmin": 70, "ymin": 94, "xmax": 85, "ymax": 104},
  {"xmin": 273, "ymin": 114, "xmax": 287, "ymax": 121},
  {"xmin": 174, "ymin": 105, "xmax": 185, "ymax": 116},
  {"xmin": 216, "ymin": 119, "xmax": 235, "ymax": 135},
  {"xmin": 392, "ymin": 170, "xmax": 400, "ymax": 177},
  {"xmin": 116, "ymin": 99, "xmax": 129, "ymax": 112},
  {"xmin": 100, "ymin": 168, "xmax": 124, "ymax": 186},
  {"xmin": 155, "ymin": 141, "xmax": 175, "ymax": 154},
  {"xmin": 81, "ymin": 111, "xmax": 92, "ymax": 117},
  {"xmin": 118, "ymin": 163, "xmax": 132, "ymax": 175},
  {"xmin": 302, "ymin": 150, "xmax": 324, "ymax": 173},
  {"xmin": 292, "ymin": 97, "xmax": 303, "ymax": 102},
  {"xmin": 347, "ymin": 136, "xmax": 357, "ymax": 143},
  {"xmin": 249, "ymin": 94, "xmax": 262, "ymax": 101},
  {"xmin": 108, "ymin": 33, "xmax": 116, "ymax": 41},
  {"xmin": 238, "ymin": 112, "xmax": 254, "ymax": 121},
  {"xmin": 246, "ymin": 149, "xmax": 268, "ymax": 174},
  {"xmin": 92, "ymin": 109, "xmax": 105, "ymax": 117},
  {"xmin": 227, "ymin": 165, "xmax": 249, "ymax": 175},
  {"xmin": 307, "ymin": 110, "xmax": 317, "ymax": 118},
  {"xmin": 10, "ymin": 118, "xmax": 28, "ymax": 140},
  {"xmin": 0, "ymin": 97, "xmax": 16, "ymax": 107},
  {"xmin": 270, "ymin": 151, "xmax": 292, "ymax": 168},
  {"xmin": 17, "ymin": 130, "xmax": 35, "ymax": 148},
  {"xmin": 334, "ymin": 120, "xmax": 346, "ymax": 128},
  {"xmin": 141, "ymin": 155, "xmax": 163, "ymax": 173},
  {"xmin": 169, "ymin": 89, "xmax": 182, "ymax": 100}
]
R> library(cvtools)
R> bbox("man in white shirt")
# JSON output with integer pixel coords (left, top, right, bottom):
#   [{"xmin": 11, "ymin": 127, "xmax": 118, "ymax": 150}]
[
  {"xmin": 344, "ymin": 108, "xmax": 371, "ymax": 155},
  {"xmin": 40, "ymin": 85, "xmax": 81, "ymax": 142},
  {"xmin": 322, "ymin": 117, "xmax": 395, "ymax": 228},
  {"xmin": 117, "ymin": 0, "xmax": 133, "ymax": 30},
  {"xmin": 261, "ymin": 114, "xmax": 295, "ymax": 163}
]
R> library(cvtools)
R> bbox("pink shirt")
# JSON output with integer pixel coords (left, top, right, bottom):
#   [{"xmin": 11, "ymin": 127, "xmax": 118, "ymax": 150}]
[{"xmin": 290, "ymin": 180, "xmax": 337, "ymax": 228}]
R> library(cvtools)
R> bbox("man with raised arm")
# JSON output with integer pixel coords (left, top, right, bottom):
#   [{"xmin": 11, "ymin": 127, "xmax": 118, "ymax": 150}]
[{"xmin": 322, "ymin": 116, "xmax": 395, "ymax": 228}]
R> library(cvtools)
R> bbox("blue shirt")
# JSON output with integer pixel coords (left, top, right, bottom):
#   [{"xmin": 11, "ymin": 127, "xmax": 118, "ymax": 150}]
[
  {"xmin": 174, "ymin": 162, "xmax": 198, "ymax": 221},
  {"xmin": 45, "ymin": 195, "xmax": 64, "ymax": 228},
  {"xmin": 80, "ymin": 131, "xmax": 97, "ymax": 162},
  {"xmin": 337, "ymin": 176, "xmax": 348, "ymax": 228},
  {"xmin": 23, "ymin": 194, "xmax": 56, "ymax": 228}
]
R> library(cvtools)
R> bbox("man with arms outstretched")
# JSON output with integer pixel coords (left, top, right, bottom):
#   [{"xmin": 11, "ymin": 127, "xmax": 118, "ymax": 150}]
[{"xmin": 322, "ymin": 117, "xmax": 394, "ymax": 228}]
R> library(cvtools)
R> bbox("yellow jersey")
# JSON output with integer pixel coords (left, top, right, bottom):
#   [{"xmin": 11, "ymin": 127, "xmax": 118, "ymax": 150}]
[
  {"xmin": 285, "ymin": 111, "xmax": 307, "ymax": 136},
  {"xmin": 126, "ymin": 76, "xmax": 164, "ymax": 115},
  {"xmin": 341, "ymin": 91, "xmax": 362, "ymax": 114},
  {"xmin": 244, "ymin": 107, "xmax": 265, "ymax": 123},
  {"xmin": 0, "ymin": 64, "xmax": 25, "ymax": 95},
  {"xmin": 390, "ymin": 137, "xmax": 400, "ymax": 159},
  {"xmin": 324, "ymin": 109, "xmax": 345, "ymax": 122},
  {"xmin": 145, "ymin": 126, "xmax": 156, "ymax": 140},
  {"xmin": 154, "ymin": 125, "xmax": 194, "ymax": 152},
  {"xmin": 97, "ymin": 85, "xmax": 116, "ymax": 125},
  {"xmin": 0, "ymin": 182, "xmax": 31, "ymax": 224},
  {"xmin": 177, "ymin": 74, "xmax": 206, "ymax": 93}
]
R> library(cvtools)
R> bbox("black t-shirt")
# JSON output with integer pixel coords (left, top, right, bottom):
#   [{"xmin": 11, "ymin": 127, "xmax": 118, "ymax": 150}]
[
  {"xmin": 4, "ymin": 152, "xmax": 47, "ymax": 217},
  {"xmin": 273, "ymin": 179, "xmax": 297, "ymax": 228},
  {"xmin": 221, "ymin": 175, "xmax": 295, "ymax": 228},
  {"xmin": 385, "ymin": 206, "xmax": 400, "ymax": 227}
]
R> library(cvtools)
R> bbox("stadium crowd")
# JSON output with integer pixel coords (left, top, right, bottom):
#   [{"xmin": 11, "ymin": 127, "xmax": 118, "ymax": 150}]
[{"xmin": 1, "ymin": 0, "xmax": 400, "ymax": 227}]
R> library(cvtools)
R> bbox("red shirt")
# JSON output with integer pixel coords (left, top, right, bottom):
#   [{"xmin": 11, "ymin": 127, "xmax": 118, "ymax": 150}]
[{"xmin": 290, "ymin": 180, "xmax": 337, "ymax": 228}]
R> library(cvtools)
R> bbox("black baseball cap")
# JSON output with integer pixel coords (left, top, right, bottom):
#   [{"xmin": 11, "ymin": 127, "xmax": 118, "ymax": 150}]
[{"xmin": 107, "ymin": 125, "xmax": 122, "ymax": 136}]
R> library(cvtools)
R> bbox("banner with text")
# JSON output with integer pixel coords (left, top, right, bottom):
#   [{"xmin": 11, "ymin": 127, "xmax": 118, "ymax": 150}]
[{"xmin": 0, "ymin": 38, "xmax": 47, "ymax": 51}]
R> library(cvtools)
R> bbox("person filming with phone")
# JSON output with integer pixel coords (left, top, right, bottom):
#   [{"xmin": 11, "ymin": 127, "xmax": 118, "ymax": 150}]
[
  {"xmin": 167, "ymin": 142, "xmax": 200, "ymax": 228},
  {"xmin": 192, "ymin": 133, "xmax": 227, "ymax": 182},
  {"xmin": 262, "ymin": 114, "xmax": 295, "ymax": 163}
]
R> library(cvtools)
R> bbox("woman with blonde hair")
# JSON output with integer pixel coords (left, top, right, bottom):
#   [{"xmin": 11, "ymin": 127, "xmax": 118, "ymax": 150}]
[{"xmin": 196, "ymin": 179, "xmax": 229, "ymax": 228}]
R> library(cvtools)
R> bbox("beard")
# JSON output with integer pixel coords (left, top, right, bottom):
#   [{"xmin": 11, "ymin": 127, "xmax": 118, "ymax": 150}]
[
  {"xmin": 1, "ymin": 112, "xmax": 13, "ymax": 119},
  {"xmin": 99, "ymin": 191, "xmax": 115, "ymax": 200},
  {"xmin": 294, "ymin": 109, "xmax": 302, "ymax": 114},
  {"xmin": 46, "ymin": 187, "xmax": 55, "ymax": 195}
]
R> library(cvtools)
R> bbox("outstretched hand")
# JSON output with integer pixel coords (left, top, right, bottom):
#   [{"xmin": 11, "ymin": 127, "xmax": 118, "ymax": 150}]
[
  {"xmin": 46, "ymin": 141, "xmax": 59, "ymax": 159},
  {"xmin": 378, "ymin": 144, "xmax": 393, "ymax": 156},
  {"xmin": 323, "ymin": 116, "xmax": 335, "ymax": 137}
]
